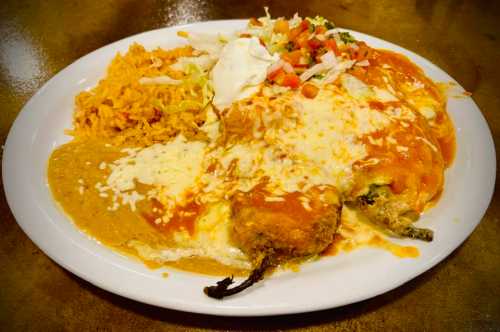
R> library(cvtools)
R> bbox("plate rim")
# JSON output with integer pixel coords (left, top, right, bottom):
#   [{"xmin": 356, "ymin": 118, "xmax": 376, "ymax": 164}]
[{"xmin": 2, "ymin": 19, "xmax": 496, "ymax": 316}]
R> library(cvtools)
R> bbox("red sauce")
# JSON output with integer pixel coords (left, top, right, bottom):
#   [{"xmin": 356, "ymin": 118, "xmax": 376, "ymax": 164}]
[
  {"xmin": 349, "ymin": 46, "xmax": 456, "ymax": 211},
  {"xmin": 234, "ymin": 185, "xmax": 334, "ymax": 223},
  {"xmin": 438, "ymin": 132, "xmax": 456, "ymax": 167},
  {"xmin": 142, "ymin": 199, "xmax": 202, "ymax": 236},
  {"xmin": 236, "ymin": 191, "xmax": 314, "ymax": 222},
  {"xmin": 357, "ymin": 116, "xmax": 446, "ymax": 212}
]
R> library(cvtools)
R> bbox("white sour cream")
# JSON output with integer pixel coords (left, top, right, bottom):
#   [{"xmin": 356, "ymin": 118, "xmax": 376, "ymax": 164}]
[{"xmin": 211, "ymin": 37, "xmax": 278, "ymax": 110}]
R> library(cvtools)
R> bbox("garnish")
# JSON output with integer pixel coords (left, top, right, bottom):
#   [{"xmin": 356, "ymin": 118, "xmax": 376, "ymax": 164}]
[
  {"xmin": 339, "ymin": 31, "xmax": 356, "ymax": 44},
  {"xmin": 204, "ymin": 256, "xmax": 271, "ymax": 299}
]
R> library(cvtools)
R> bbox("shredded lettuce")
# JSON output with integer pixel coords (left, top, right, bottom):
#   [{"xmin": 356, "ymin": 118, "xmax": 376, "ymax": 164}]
[
  {"xmin": 268, "ymin": 32, "xmax": 289, "ymax": 54},
  {"xmin": 150, "ymin": 63, "xmax": 213, "ymax": 113},
  {"xmin": 306, "ymin": 15, "xmax": 329, "ymax": 26},
  {"xmin": 288, "ymin": 13, "xmax": 302, "ymax": 28},
  {"xmin": 184, "ymin": 63, "xmax": 214, "ymax": 107},
  {"xmin": 306, "ymin": 16, "xmax": 335, "ymax": 30},
  {"xmin": 170, "ymin": 54, "xmax": 217, "ymax": 73}
]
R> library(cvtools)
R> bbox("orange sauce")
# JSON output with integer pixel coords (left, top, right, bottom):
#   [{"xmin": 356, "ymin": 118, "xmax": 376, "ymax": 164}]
[
  {"xmin": 234, "ymin": 185, "xmax": 334, "ymax": 223},
  {"xmin": 438, "ymin": 132, "xmax": 456, "ymax": 167},
  {"xmin": 369, "ymin": 235, "xmax": 419, "ymax": 258},
  {"xmin": 323, "ymin": 229, "xmax": 419, "ymax": 259},
  {"xmin": 255, "ymin": 192, "xmax": 315, "ymax": 221},
  {"xmin": 357, "ymin": 117, "xmax": 445, "ymax": 212},
  {"xmin": 142, "ymin": 199, "xmax": 202, "ymax": 236}
]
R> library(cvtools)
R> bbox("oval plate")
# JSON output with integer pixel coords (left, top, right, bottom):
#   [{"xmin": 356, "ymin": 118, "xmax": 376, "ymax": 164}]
[{"xmin": 2, "ymin": 20, "xmax": 496, "ymax": 316}]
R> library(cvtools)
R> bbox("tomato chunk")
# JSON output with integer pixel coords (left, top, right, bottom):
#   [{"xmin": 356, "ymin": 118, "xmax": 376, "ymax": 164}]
[
  {"xmin": 301, "ymin": 83, "xmax": 319, "ymax": 98},
  {"xmin": 282, "ymin": 73, "xmax": 301, "ymax": 89},
  {"xmin": 267, "ymin": 67, "xmax": 284, "ymax": 81},
  {"xmin": 324, "ymin": 39, "xmax": 340, "ymax": 56},
  {"xmin": 281, "ymin": 50, "xmax": 302, "ymax": 65},
  {"xmin": 307, "ymin": 38, "xmax": 322, "ymax": 50},
  {"xmin": 274, "ymin": 19, "xmax": 289, "ymax": 34}
]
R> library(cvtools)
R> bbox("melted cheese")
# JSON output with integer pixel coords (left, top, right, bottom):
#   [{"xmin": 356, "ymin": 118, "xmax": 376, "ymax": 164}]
[
  {"xmin": 127, "ymin": 201, "xmax": 251, "ymax": 269},
  {"xmin": 106, "ymin": 135, "xmax": 206, "ymax": 208},
  {"xmin": 199, "ymin": 87, "xmax": 392, "ymax": 200}
]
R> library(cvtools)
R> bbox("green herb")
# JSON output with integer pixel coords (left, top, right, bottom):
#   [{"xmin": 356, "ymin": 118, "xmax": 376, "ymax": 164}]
[
  {"xmin": 285, "ymin": 41, "xmax": 295, "ymax": 51},
  {"xmin": 339, "ymin": 31, "xmax": 356, "ymax": 44},
  {"xmin": 324, "ymin": 20, "xmax": 335, "ymax": 30}
]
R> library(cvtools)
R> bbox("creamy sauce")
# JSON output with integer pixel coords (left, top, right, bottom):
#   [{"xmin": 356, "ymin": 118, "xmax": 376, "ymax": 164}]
[
  {"xmin": 212, "ymin": 37, "xmax": 278, "ymax": 109},
  {"xmin": 323, "ymin": 206, "xmax": 419, "ymax": 258},
  {"xmin": 48, "ymin": 140, "xmax": 168, "ymax": 253},
  {"xmin": 48, "ymin": 139, "xmax": 419, "ymax": 276},
  {"xmin": 47, "ymin": 139, "xmax": 245, "ymax": 276}
]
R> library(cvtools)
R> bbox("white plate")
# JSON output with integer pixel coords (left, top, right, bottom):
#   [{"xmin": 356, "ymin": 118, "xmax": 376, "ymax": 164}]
[{"xmin": 2, "ymin": 20, "xmax": 496, "ymax": 316}]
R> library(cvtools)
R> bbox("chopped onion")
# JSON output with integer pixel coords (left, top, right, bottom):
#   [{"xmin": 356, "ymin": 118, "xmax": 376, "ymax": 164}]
[
  {"xmin": 300, "ymin": 63, "xmax": 327, "ymax": 82},
  {"xmin": 316, "ymin": 34, "xmax": 326, "ymax": 41},
  {"xmin": 320, "ymin": 51, "xmax": 337, "ymax": 67},
  {"xmin": 324, "ymin": 28, "xmax": 339, "ymax": 36},
  {"xmin": 282, "ymin": 61, "xmax": 294, "ymax": 73},
  {"xmin": 322, "ymin": 60, "xmax": 356, "ymax": 84},
  {"xmin": 300, "ymin": 51, "xmax": 338, "ymax": 82},
  {"xmin": 267, "ymin": 59, "xmax": 284, "ymax": 75},
  {"xmin": 307, "ymin": 32, "xmax": 316, "ymax": 40}
]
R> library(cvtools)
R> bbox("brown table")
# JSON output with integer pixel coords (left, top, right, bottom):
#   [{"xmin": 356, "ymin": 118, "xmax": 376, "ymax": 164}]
[{"xmin": 1, "ymin": 0, "xmax": 499, "ymax": 330}]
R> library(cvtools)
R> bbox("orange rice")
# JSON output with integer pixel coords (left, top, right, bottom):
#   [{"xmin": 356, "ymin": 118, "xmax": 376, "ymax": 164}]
[{"xmin": 70, "ymin": 43, "xmax": 208, "ymax": 147}]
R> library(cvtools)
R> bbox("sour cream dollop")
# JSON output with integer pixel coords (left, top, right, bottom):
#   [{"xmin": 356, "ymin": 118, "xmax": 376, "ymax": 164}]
[{"xmin": 211, "ymin": 37, "xmax": 279, "ymax": 110}]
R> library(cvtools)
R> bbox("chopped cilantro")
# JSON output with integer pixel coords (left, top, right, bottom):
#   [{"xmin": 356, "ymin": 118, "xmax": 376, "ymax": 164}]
[
  {"xmin": 324, "ymin": 20, "xmax": 335, "ymax": 30},
  {"xmin": 339, "ymin": 32, "xmax": 356, "ymax": 44}
]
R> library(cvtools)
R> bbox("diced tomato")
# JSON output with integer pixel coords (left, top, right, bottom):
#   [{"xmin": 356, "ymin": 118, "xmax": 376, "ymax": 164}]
[
  {"xmin": 324, "ymin": 39, "xmax": 340, "ymax": 56},
  {"xmin": 267, "ymin": 67, "xmax": 284, "ymax": 81},
  {"xmin": 281, "ymin": 50, "xmax": 302, "ymax": 65},
  {"xmin": 281, "ymin": 73, "xmax": 301, "ymax": 89},
  {"xmin": 288, "ymin": 20, "xmax": 310, "ymax": 41},
  {"xmin": 274, "ymin": 19, "xmax": 289, "ymax": 34},
  {"xmin": 300, "ymin": 20, "xmax": 310, "ymax": 31},
  {"xmin": 369, "ymin": 101, "xmax": 385, "ymax": 110},
  {"xmin": 295, "ymin": 31, "xmax": 310, "ymax": 48},
  {"xmin": 288, "ymin": 26, "xmax": 302, "ymax": 41},
  {"xmin": 301, "ymin": 83, "xmax": 319, "ymax": 98},
  {"xmin": 293, "ymin": 63, "xmax": 310, "ymax": 68},
  {"xmin": 307, "ymin": 38, "xmax": 322, "ymax": 50},
  {"xmin": 315, "ymin": 25, "xmax": 327, "ymax": 34}
]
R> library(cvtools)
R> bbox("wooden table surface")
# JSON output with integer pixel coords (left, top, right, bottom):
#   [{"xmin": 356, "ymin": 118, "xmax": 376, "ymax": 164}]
[{"xmin": 1, "ymin": 0, "xmax": 499, "ymax": 330}]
